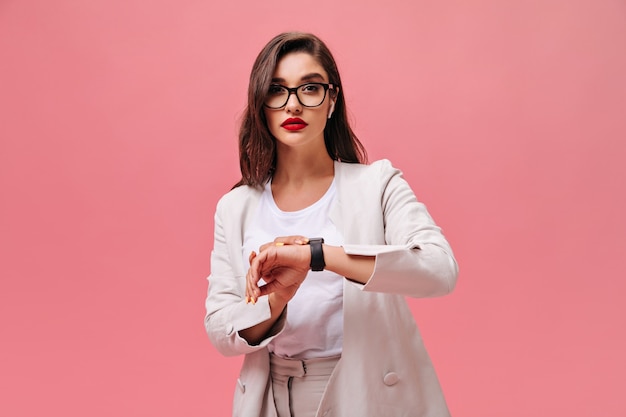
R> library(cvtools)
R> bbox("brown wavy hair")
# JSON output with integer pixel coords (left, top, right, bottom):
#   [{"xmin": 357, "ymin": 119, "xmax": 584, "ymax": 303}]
[{"xmin": 234, "ymin": 32, "xmax": 367, "ymax": 188}]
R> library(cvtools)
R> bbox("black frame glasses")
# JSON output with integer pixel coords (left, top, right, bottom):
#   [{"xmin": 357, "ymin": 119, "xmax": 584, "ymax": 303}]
[{"xmin": 264, "ymin": 82, "xmax": 334, "ymax": 109}]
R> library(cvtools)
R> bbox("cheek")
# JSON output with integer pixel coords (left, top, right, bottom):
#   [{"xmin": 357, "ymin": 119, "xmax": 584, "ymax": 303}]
[{"xmin": 315, "ymin": 108, "xmax": 331, "ymax": 128}]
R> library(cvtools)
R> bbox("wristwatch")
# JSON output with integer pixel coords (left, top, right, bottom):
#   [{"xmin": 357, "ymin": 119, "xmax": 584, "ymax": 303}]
[{"xmin": 308, "ymin": 238, "xmax": 325, "ymax": 271}]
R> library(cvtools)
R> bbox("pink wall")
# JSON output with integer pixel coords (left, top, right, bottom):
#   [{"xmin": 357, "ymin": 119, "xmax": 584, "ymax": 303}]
[{"xmin": 1, "ymin": 0, "xmax": 625, "ymax": 415}]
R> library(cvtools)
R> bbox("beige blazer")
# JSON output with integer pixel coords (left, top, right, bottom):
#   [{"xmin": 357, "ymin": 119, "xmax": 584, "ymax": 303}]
[{"xmin": 205, "ymin": 160, "xmax": 459, "ymax": 417}]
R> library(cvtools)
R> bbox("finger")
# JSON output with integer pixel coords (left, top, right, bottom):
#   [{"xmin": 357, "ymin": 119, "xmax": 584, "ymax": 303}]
[
  {"xmin": 247, "ymin": 251, "xmax": 257, "ymax": 301},
  {"xmin": 248, "ymin": 250, "xmax": 273, "ymax": 303},
  {"xmin": 259, "ymin": 240, "xmax": 285, "ymax": 252},
  {"xmin": 256, "ymin": 279, "xmax": 281, "ymax": 298},
  {"xmin": 277, "ymin": 236, "xmax": 309, "ymax": 245},
  {"xmin": 259, "ymin": 236, "xmax": 309, "ymax": 252},
  {"xmin": 246, "ymin": 255, "xmax": 262, "ymax": 304},
  {"xmin": 293, "ymin": 236, "xmax": 309, "ymax": 245},
  {"xmin": 245, "ymin": 269, "xmax": 254, "ymax": 304},
  {"xmin": 246, "ymin": 251, "xmax": 256, "ymax": 304},
  {"xmin": 257, "ymin": 280, "xmax": 298, "ymax": 303}
]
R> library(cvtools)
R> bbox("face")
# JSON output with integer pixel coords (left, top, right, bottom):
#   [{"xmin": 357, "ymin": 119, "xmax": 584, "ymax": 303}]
[{"xmin": 263, "ymin": 52, "xmax": 336, "ymax": 151}]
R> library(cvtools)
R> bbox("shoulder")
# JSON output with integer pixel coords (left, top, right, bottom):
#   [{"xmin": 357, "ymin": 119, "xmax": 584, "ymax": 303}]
[
  {"xmin": 215, "ymin": 184, "xmax": 263, "ymax": 215},
  {"xmin": 335, "ymin": 159, "xmax": 402, "ymax": 186}
]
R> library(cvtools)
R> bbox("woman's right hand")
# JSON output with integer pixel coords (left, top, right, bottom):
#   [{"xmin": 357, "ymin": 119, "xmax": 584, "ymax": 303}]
[
  {"xmin": 246, "ymin": 236, "xmax": 310, "ymax": 304},
  {"xmin": 257, "ymin": 235, "xmax": 309, "ymax": 252}
]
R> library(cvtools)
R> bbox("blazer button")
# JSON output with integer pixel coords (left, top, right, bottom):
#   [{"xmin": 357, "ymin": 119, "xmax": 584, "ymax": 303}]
[
  {"xmin": 383, "ymin": 372, "xmax": 399, "ymax": 386},
  {"xmin": 226, "ymin": 324, "xmax": 234, "ymax": 335}
]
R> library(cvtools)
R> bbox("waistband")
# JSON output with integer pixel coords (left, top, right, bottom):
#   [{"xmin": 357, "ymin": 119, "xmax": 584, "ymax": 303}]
[{"xmin": 270, "ymin": 353, "xmax": 341, "ymax": 378}]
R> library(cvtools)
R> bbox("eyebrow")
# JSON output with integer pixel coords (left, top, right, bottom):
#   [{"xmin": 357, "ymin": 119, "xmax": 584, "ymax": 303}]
[{"xmin": 271, "ymin": 73, "xmax": 327, "ymax": 83}]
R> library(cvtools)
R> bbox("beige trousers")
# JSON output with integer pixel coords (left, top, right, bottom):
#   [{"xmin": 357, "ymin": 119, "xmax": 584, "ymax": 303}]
[{"xmin": 270, "ymin": 354, "xmax": 340, "ymax": 417}]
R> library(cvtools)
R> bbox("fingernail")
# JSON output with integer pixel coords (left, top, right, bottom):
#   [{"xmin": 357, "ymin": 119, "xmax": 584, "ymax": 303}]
[
  {"xmin": 275, "ymin": 242, "xmax": 284, "ymax": 246},
  {"xmin": 245, "ymin": 296, "xmax": 250, "ymax": 304},
  {"xmin": 294, "ymin": 239, "xmax": 302, "ymax": 244},
  {"xmin": 251, "ymin": 297, "xmax": 256, "ymax": 305}
]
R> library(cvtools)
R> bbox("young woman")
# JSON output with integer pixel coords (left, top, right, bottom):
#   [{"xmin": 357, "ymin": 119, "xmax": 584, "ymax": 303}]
[{"xmin": 205, "ymin": 32, "xmax": 458, "ymax": 417}]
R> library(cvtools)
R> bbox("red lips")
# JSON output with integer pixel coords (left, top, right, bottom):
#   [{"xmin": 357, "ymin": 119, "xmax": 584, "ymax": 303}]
[{"xmin": 281, "ymin": 118, "xmax": 308, "ymax": 131}]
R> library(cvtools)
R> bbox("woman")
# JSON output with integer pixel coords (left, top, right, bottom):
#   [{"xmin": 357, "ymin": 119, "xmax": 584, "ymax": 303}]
[{"xmin": 205, "ymin": 32, "xmax": 458, "ymax": 417}]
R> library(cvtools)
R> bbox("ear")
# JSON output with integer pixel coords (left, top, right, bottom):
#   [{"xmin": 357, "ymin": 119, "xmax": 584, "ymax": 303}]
[{"xmin": 328, "ymin": 85, "xmax": 339, "ymax": 119}]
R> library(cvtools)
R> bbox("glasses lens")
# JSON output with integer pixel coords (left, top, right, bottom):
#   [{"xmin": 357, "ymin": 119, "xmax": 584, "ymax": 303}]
[
  {"xmin": 297, "ymin": 83, "xmax": 327, "ymax": 107},
  {"xmin": 265, "ymin": 85, "xmax": 289, "ymax": 108}
]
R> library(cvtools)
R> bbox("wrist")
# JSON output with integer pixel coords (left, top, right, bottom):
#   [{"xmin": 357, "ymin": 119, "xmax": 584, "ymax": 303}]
[
  {"xmin": 308, "ymin": 237, "xmax": 325, "ymax": 271},
  {"xmin": 268, "ymin": 292, "xmax": 288, "ymax": 317}
]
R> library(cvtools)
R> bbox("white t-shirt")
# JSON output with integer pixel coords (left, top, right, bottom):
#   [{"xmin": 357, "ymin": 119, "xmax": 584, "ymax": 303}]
[{"xmin": 242, "ymin": 179, "xmax": 344, "ymax": 359}]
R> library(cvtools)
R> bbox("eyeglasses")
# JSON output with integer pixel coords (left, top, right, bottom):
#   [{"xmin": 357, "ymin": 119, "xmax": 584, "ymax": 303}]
[{"xmin": 264, "ymin": 82, "xmax": 334, "ymax": 109}]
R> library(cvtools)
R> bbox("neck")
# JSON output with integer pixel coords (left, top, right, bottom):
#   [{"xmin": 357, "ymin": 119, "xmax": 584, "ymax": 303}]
[{"xmin": 273, "ymin": 146, "xmax": 334, "ymax": 186}]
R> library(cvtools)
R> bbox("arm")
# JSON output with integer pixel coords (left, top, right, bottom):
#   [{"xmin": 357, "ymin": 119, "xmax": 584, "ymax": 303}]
[
  {"xmin": 247, "ymin": 238, "xmax": 455, "ymax": 301},
  {"xmin": 244, "ymin": 160, "xmax": 458, "ymax": 305},
  {"xmin": 204, "ymin": 195, "xmax": 287, "ymax": 355},
  {"xmin": 343, "ymin": 160, "xmax": 459, "ymax": 297},
  {"xmin": 323, "ymin": 245, "xmax": 374, "ymax": 284}
]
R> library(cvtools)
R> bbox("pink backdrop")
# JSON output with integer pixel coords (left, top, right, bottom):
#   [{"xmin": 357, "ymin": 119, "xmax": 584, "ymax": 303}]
[{"xmin": 1, "ymin": 0, "xmax": 625, "ymax": 415}]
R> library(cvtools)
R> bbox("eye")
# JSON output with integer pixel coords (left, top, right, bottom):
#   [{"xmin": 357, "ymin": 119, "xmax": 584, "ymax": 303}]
[
  {"xmin": 300, "ymin": 83, "xmax": 321, "ymax": 94},
  {"xmin": 268, "ymin": 85, "xmax": 286, "ymax": 96}
]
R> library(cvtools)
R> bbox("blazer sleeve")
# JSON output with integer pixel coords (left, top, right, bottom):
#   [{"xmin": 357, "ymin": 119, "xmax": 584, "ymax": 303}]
[
  {"xmin": 204, "ymin": 193, "xmax": 286, "ymax": 357},
  {"xmin": 342, "ymin": 160, "xmax": 459, "ymax": 298}
]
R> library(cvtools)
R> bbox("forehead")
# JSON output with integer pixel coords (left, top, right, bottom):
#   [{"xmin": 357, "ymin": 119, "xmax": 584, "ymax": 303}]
[{"xmin": 272, "ymin": 52, "xmax": 328, "ymax": 83}]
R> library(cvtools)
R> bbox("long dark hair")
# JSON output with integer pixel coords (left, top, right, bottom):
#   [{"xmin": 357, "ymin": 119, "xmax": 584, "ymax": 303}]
[{"xmin": 234, "ymin": 32, "xmax": 367, "ymax": 188}]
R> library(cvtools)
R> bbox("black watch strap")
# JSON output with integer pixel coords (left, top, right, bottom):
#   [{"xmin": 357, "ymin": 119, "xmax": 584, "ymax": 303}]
[{"xmin": 308, "ymin": 238, "xmax": 325, "ymax": 271}]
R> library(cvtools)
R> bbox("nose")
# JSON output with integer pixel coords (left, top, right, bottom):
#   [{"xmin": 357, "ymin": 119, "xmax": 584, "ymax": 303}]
[{"xmin": 284, "ymin": 90, "xmax": 302, "ymax": 114}]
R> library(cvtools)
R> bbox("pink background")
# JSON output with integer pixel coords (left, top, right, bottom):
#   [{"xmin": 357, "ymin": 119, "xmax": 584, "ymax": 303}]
[{"xmin": 1, "ymin": 0, "xmax": 625, "ymax": 416}]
